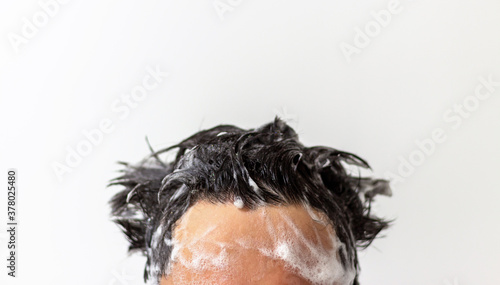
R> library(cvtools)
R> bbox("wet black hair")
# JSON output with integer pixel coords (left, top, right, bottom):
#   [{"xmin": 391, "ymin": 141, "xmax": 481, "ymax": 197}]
[{"xmin": 109, "ymin": 117, "xmax": 391, "ymax": 285}]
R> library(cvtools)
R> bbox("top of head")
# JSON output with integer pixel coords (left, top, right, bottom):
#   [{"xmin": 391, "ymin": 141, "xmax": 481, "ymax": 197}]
[{"xmin": 109, "ymin": 117, "xmax": 391, "ymax": 285}]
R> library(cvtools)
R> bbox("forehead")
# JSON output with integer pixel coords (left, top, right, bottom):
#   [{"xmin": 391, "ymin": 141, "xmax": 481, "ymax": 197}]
[{"xmin": 161, "ymin": 201, "xmax": 355, "ymax": 285}]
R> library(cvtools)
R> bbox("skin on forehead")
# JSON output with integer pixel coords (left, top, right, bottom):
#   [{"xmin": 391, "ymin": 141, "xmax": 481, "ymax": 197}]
[{"xmin": 160, "ymin": 201, "xmax": 347, "ymax": 285}]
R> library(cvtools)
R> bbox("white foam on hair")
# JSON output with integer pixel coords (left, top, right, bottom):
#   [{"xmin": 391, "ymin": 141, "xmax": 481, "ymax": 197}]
[
  {"xmin": 233, "ymin": 197, "xmax": 244, "ymax": 209},
  {"xmin": 247, "ymin": 176, "xmax": 260, "ymax": 193},
  {"xmin": 151, "ymin": 224, "xmax": 164, "ymax": 249}
]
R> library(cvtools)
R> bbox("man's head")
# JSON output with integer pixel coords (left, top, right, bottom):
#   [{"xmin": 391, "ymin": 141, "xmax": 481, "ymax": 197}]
[{"xmin": 109, "ymin": 118, "xmax": 391, "ymax": 285}]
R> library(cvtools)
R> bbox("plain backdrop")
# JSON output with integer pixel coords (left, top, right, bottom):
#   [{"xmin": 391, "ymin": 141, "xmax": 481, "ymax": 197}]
[{"xmin": 1, "ymin": 1, "xmax": 499, "ymax": 284}]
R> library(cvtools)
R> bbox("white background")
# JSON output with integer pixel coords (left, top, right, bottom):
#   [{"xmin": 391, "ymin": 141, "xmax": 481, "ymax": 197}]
[{"xmin": 1, "ymin": 1, "xmax": 499, "ymax": 284}]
